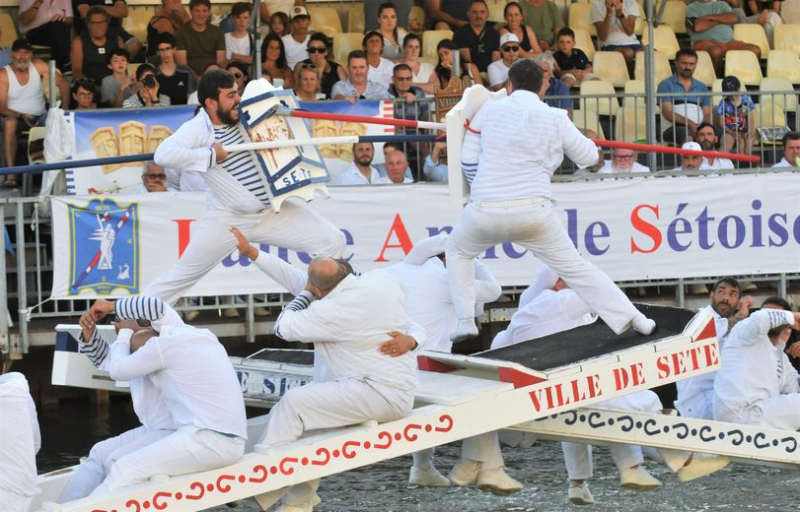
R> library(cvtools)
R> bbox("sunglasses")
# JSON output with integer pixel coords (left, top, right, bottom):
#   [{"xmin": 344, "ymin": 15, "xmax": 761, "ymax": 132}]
[
  {"xmin": 307, "ymin": 47, "xmax": 327, "ymax": 53},
  {"xmin": 143, "ymin": 173, "xmax": 166, "ymax": 180},
  {"xmin": 300, "ymin": 63, "xmax": 317, "ymax": 69},
  {"xmin": 502, "ymin": 45, "xmax": 520, "ymax": 52}
]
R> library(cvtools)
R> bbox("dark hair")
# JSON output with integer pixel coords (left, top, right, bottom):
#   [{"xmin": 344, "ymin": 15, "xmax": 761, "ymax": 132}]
[
  {"xmin": 504, "ymin": 1, "xmax": 522, "ymax": 17},
  {"xmin": 72, "ymin": 78, "xmax": 96, "ymax": 96},
  {"xmin": 197, "ymin": 69, "xmax": 235, "ymax": 107},
  {"xmin": 696, "ymin": 122, "xmax": 718, "ymax": 141},
  {"xmin": 557, "ymin": 27, "xmax": 575, "ymax": 40},
  {"xmin": 393, "ymin": 62, "xmax": 411, "ymax": 74},
  {"xmin": 675, "ymin": 48, "xmax": 698, "ymax": 61},
  {"xmin": 309, "ymin": 32, "xmax": 330, "ymax": 47},
  {"xmin": 377, "ymin": 3, "xmax": 400, "ymax": 48},
  {"xmin": 347, "ymin": 49, "xmax": 367, "ymax": 65},
  {"xmin": 721, "ymin": 75, "xmax": 741, "ymax": 93},
  {"xmin": 261, "ymin": 33, "xmax": 288, "ymax": 69},
  {"xmin": 403, "ymin": 32, "xmax": 421, "ymax": 49},
  {"xmin": 135, "ymin": 63, "xmax": 157, "ymax": 81},
  {"xmin": 155, "ymin": 32, "xmax": 176, "ymax": 48},
  {"xmin": 362, "ymin": 30, "xmax": 384, "ymax": 51},
  {"xmin": 762, "ymin": 296, "xmax": 792, "ymax": 311},
  {"xmin": 189, "ymin": 0, "xmax": 211, "ymax": 9},
  {"xmin": 384, "ymin": 141, "xmax": 403, "ymax": 151},
  {"xmin": 226, "ymin": 61, "xmax": 250, "ymax": 81},
  {"xmin": 781, "ymin": 131, "xmax": 800, "ymax": 146},
  {"xmin": 269, "ymin": 12, "xmax": 290, "ymax": 36},
  {"xmin": 508, "ymin": 58, "xmax": 544, "ymax": 94},
  {"xmin": 106, "ymin": 47, "xmax": 130, "ymax": 65},
  {"xmin": 86, "ymin": 6, "xmax": 110, "ymax": 22},
  {"xmin": 231, "ymin": 2, "xmax": 250, "ymax": 17},
  {"xmin": 435, "ymin": 39, "xmax": 457, "ymax": 83},
  {"xmin": 468, "ymin": 0, "xmax": 488, "ymax": 9},
  {"xmin": 711, "ymin": 277, "xmax": 741, "ymax": 294}
]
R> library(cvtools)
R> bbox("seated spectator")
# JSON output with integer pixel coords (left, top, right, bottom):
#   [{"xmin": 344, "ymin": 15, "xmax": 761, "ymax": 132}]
[
  {"xmin": 71, "ymin": 79, "xmax": 98, "ymax": 109},
  {"xmin": 599, "ymin": 148, "xmax": 649, "ymax": 173},
  {"xmin": 225, "ymin": 3, "xmax": 254, "ymax": 68},
  {"xmin": 122, "ymin": 64, "xmax": 171, "ymax": 108},
  {"xmin": 282, "ymin": 6, "xmax": 311, "ymax": 70},
  {"xmin": 77, "ymin": 0, "xmax": 142, "ymax": 58},
  {"xmin": 293, "ymin": 62, "xmax": 323, "ymax": 101},
  {"xmin": 0, "ymin": 39, "xmax": 69, "ymax": 187},
  {"xmin": 100, "ymin": 48, "xmax": 133, "ymax": 108},
  {"xmin": 377, "ymin": 149, "xmax": 414, "ymax": 184},
  {"xmin": 686, "ymin": 0, "xmax": 761, "ymax": 77},
  {"xmin": 716, "ymin": 75, "xmax": 755, "ymax": 155},
  {"xmin": 17, "ymin": 0, "xmax": 73, "ymax": 72},
  {"xmin": 553, "ymin": 28, "xmax": 599, "ymax": 89},
  {"xmin": 155, "ymin": 33, "xmax": 194, "ymax": 105},
  {"xmin": 453, "ymin": 0, "xmax": 500, "ymax": 74},
  {"xmin": 657, "ymin": 49, "xmax": 711, "ymax": 146},
  {"xmin": 377, "ymin": 141, "xmax": 415, "ymax": 180},
  {"xmin": 738, "ymin": 0, "xmax": 783, "ymax": 47},
  {"xmin": 401, "ymin": 33, "xmax": 436, "ymax": 94},
  {"xmin": 376, "ymin": 2, "xmax": 408, "ymax": 60},
  {"xmin": 298, "ymin": 33, "xmax": 346, "ymax": 99},
  {"xmin": 498, "ymin": 1, "xmax": 543, "ymax": 58},
  {"xmin": 136, "ymin": 162, "xmax": 173, "ymax": 192},
  {"xmin": 71, "ymin": 7, "xmax": 125, "ymax": 84},
  {"xmin": 425, "ymin": 0, "xmax": 469, "ymax": 30},
  {"xmin": 423, "ymin": 141, "xmax": 448, "ymax": 182},
  {"xmin": 390, "ymin": 63, "xmax": 427, "ymax": 120},
  {"xmin": 261, "ymin": 33, "xmax": 294, "ymax": 88},
  {"xmin": 332, "ymin": 141, "xmax": 382, "ymax": 185},
  {"xmin": 696, "ymin": 122, "xmax": 735, "ymax": 169},
  {"xmin": 434, "ymin": 39, "xmax": 483, "ymax": 88},
  {"xmin": 591, "ymin": 0, "xmax": 642, "ymax": 73},
  {"xmin": 268, "ymin": 11, "xmax": 290, "ymax": 38},
  {"xmin": 533, "ymin": 53, "xmax": 571, "ymax": 116},
  {"xmin": 147, "ymin": 0, "xmax": 190, "ymax": 59},
  {"xmin": 773, "ymin": 131, "xmax": 800, "ymax": 168},
  {"xmin": 175, "ymin": 0, "xmax": 225, "ymax": 82},
  {"xmin": 332, "ymin": 50, "xmax": 392, "ymax": 102},
  {"xmin": 519, "ymin": 0, "xmax": 564, "ymax": 50},
  {"xmin": 488, "ymin": 33, "xmax": 520, "ymax": 91},
  {"xmin": 366, "ymin": 0, "xmax": 411, "ymax": 32},
  {"xmin": 226, "ymin": 61, "xmax": 249, "ymax": 93},
  {"xmin": 185, "ymin": 62, "xmax": 221, "ymax": 105},
  {"xmin": 363, "ymin": 31, "xmax": 394, "ymax": 89},
  {"xmin": 676, "ymin": 141, "xmax": 710, "ymax": 171}
]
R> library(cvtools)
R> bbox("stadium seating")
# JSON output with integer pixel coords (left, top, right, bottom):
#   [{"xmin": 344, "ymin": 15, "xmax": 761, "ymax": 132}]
[
  {"xmin": 592, "ymin": 51, "xmax": 629, "ymax": 87},
  {"xmin": 766, "ymin": 50, "xmax": 800, "ymax": 84},
  {"xmin": 0, "ymin": 12, "xmax": 17, "ymax": 47},
  {"xmin": 724, "ymin": 50, "xmax": 762, "ymax": 86},
  {"xmin": 633, "ymin": 1, "xmax": 646, "ymax": 36},
  {"xmin": 572, "ymin": 109, "xmax": 606, "ymax": 139},
  {"xmin": 572, "ymin": 28, "xmax": 595, "ymax": 62},
  {"xmin": 634, "ymin": 50, "xmax": 671, "ymax": 83},
  {"xmin": 308, "ymin": 7, "xmax": 343, "ymax": 36},
  {"xmin": 759, "ymin": 77, "xmax": 798, "ymax": 113},
  {"xmin": 623, "ymin": 79, "xmax": 645, "ymax": 108},
  {"xmin": 409, "ymin": 5, "xmax": 426, "ymax": 28},
  {"xmin": 487, "ymin": 0, "xmax": 506, "ymax": 23},
  {"xmin": 27, "ymin": 127, "xmax": 47, "ymax": 165},
  {"xmin": 783, "ymin": 0, "xmax": 800, "ymax": 23},
  {"xmin": 333, "ymin": 32, "xmax": 364, "ymax": 65},
  {"xmin": 348, "ymin": 9, "xmax": 365, "ymax": 33},
  {"xmin": 568, "ymin": 3, "xmax": 596, "ymax": 36},
  {"xmin": 693, "ymin": 50, "xmax": 717, "ymax": 86},
  {"xmin": 774, "ymin": 24, "xmax": 800, "ymax": 54},
  {"xmin": 422, "ymin": 30, "xmax": 453, "ymax": 60},
  {"xmin": 640, "ymin": 25, "xmax": 680, "ymax": 59},
  {"xmin": 579, "ymin": 79, "xmax": 620, "ymax": 116},
  {"xmin": 123, "ymin": 6, "xmax": 155, "ymax": 45},
  {"xmin": 615, "ymin": 106, "xmax": 649, "ymax": 142},
  {"xmin": 660, "ymin": 1, "xmax": 687, "ymax": 35},
  {"xmin": 733, "ymin": 24, "xmax": 769, "ymax": 58},
  {"xmin": 752, "ymin": 104, "xmax": 787, "ymax": 140}
]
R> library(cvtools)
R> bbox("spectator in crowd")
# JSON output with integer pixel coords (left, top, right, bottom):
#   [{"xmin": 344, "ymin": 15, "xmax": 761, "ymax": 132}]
[
  {"xmin": 423, "ymin": 141, "xmax": 448, "ymax": 182},
  {"xmin": 591, "ymin": 0, "xmax": 642, "ymax": 73},
  {"xmin": 185, "ymin": 62, "xmax": 220, "ymax": 105},
  {"xmin": 375, "ymin": 141, "xmax": 400, "ymax": 176},
  {"xmin": 519, "ymin": 0, "xmax": 564, "ymax": 50},
  {"xmin": 1, "ymin": 39, "xmax": 69, "ymax": 187},
  {"xmin": 773, "ymin": 131, "xmax": 800, "ymax": 167},
  {"xmin": 175, "ymin": 0, "xmax": 225, "ymax": 82},
  {"xmin": 453, "ymin": 0, "xmax": 500, "ymax": 74},
  {"xmin": 298, "ymin": 33, "xmax": 345, "ymax": 99},
  {"xmin": 426, "ymin": 0, "xmax": 469, "ymax": 30},
  {"xmin": 268, "ymin": 11, "xmax": 290, "ymax": 37},
  {"xmin": 122, "ymin": 63, "xmax": 171, "ymax": 108},
  {"xmin": 0, "ymin": 27, "xmax": 10, "ymax": 68},
  {"xmin": 761, "ymin": 297, "xmax": 799, "ymax": 371},
  {"xmin": 76, "ymin": 0, "xmax": 142, "ymax": 58},
  {"xmin": 401, "ymin": 33, "xmax": 436, "ymax": 93},
  {"xmin": 363, "ymin": 31, "xmax": 394, "ymax": 89},
  {"xmin": 100, "ymin": 48, "xmax": 134, "ymax": 107},
  {"xmin": 72, "ymin": 79, "xmax": 98, "ymax": 109},
  {"xmin": 332, "ymin": 141, "xmax": 382, "ymax": 185},
  {"xmin": 366, "ymin": 0, "xmax": 411, "ymax": 32},
  {"xmin": 597, "ymin": 148, "xmax": 649, "ymax": 173},
  {"xmin": 138, "ymin": 162, "xmax": 172, "ymax": 192},
  {"xmin": 293, "ymin": 62, "xmax": 322, "ymax": 100},
  {"xmin": 331, "ymin": 51, "xmax": 392, "ymax": 102},
  {"xmin": 226, "ymin": 61, "xmax": 249, "ymax": 93},
  {"xmin": 376, "ymin": 2, "xmax": 408, "ymax": 60},
  {"xmin": 676, "ymin": 141, "xmax": 710, "ymax": 171},
  {"xmin": 716, "ymin": 75, "xmax": 756, "ymax": 155},
  {"xmin": 225, "ymin": 3, "xmax": 254, "ymax": 68},
  {"xmin": 282, "ymin": 6, "xmax": 312, "ymax": 69},
  {"xmin": 657, "ymin": 49, "xmax": 711, "ymax": 146},
  {"xmin": 71, "ymin": 7, "xmax": 125, "ymax": 84},
  {"xmin": 488, "ymin": 33, "xmax": 520, "ymax": 91},
  {"xmin": 261, "ymin": 34, "xmax": 293, "ymax": 88},
  {"xmin": 155, "ymin": 33, "xmax": 194, "ymax": 105},
  {"xmin": 553, "ymin": 27, "xmax": 599, "ymax": 89},
  {"xmin": 737, "ymin": 0, "xmax": 783, "ymax": 47},
  {"xmin": 389, "ymin": 63, "xmax": 427, "ymax": 120},
  {"xmin": 498, "ymin": 1, "xmax": 542, "ymax": 58},
  {"xmin": 533, "ymin": 53, "xmax": 571, "ymax": 116},
  {"xmin": 434, "ymin": 38, "xmax": 482, "ymax": 88},
  {"xmin": 17, "ymin": 0, "xmax": 73, "ymax": 72},
  {"xmin": 147, "ymin": 0, "xmax": 190, "ymax": 59},
  {"xmin": 377, "ymin": 149, "xmax": 413, "ymax": 184},
  {"xmin": 696, "ymin": 122, "xmax": 735, "ymax": 169},
  {"xmin": 686, "ymin": 0, "xmax": 761, "ymax": 77}
]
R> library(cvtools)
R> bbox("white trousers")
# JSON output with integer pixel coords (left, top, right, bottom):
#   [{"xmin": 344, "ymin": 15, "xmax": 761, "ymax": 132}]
[
  {"xmin": 676, "ymin": 390, "xmax": 714, "ymax": 421},
  {"xmin": 0, "ymin": 489, "xmax": 31, "ymax": 512},
  {"xmin": 412, "ymin": 431, "xmax": 503, "ymax": 471},
  {"xmin": 746, "ymin": 12, "xmax": 782, "ymax": 46},
  {"xmin": 143, "ymin": 201, "xmax": 345, "ymax": 305},
  {"xmin": 728, "ymin": 393, "xmax": 800, "ymax": 431},
  {"xmin": 446, "ymin": 201, "xmax": 640, "ymax": 334},
  {"xmin": 58, "ymin": 426, "xmax": 173, "ymax": 503},
  {"xmin": 90, "ymin": 427, "xmax": 245, "ymax": 496},
  {"xmin": 259, "ymin": 378, "xmax": 414, "ymax": 507}
]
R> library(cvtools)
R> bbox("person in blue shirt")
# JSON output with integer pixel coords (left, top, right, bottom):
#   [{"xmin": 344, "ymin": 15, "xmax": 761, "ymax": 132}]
[
  {"xmin": 533, "ymin": 52, "xmax": 572, "ymax": 117},
  {"xmin": 656, "ymin": 48, "xmax": 711, "ymax": 146}
]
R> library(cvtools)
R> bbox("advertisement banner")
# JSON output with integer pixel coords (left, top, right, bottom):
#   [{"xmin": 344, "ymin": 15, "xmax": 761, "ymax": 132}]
[{"xmin": 51, "ymin": 173, "xmax": 800, "ymax": 299}]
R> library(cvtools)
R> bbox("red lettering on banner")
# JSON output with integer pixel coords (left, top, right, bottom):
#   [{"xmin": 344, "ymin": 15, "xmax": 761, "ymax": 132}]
[
  {"xmin": 374, "ymin": 214, "xmax": 413, "ymax": 262},
  {"xmin": 704, "ymin": 343, "xmax": 719, "ymax": 367},
  {"xmin": 630, "ymin": 205, "xmax": 662, "ymax": 254},
  {"xmin": 529, "ymin": 374, "xmax": 602, "ymax": 412},
  {"xmin": 655, "ymin": 344, "xmax": 715, "ymax": 379},
  {"xmin": 613, "ymin": 362, "xmax": 646, "ymax": 391},
  {"xmin": 173, "ymin": 219, "xmax": 197, "ymax": 257}
]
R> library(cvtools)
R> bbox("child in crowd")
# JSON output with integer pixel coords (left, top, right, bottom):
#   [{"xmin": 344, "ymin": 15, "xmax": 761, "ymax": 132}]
[
  {"xmin": 716, "ymin": 75, "xmax": 756, "ymax": 155},
  {"xmin": 552, "ymin": 27, "xmax": 598, "ymax": 89},
  {"xmin": 225, "ymin": 3, "xmax": 254, "ymax": 67},
  {"xmin": 269, "ymin": 12, "xmax": 290, "ymax": 37},
  {"xmin": 100, "ymin": 48, "xmax": 134, "ymax": 108}
]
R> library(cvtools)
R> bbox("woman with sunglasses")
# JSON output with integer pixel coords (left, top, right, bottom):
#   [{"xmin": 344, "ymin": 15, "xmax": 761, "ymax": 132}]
[
  {"xmin": 260, "ymin": 33, "xmax": 293, "ymax": 88},
  {"xmin": 498, "ymin": 1, "xmax": 542, "ymax": 58},
  {"xmin": 293, "ymin": 63, "xmax": 324, "ymax": 101},
  {"xmin": 434, "ymin": 39, "xmax": 482, "ymax": 89},
  {"xmin": 401, "ymin": 33, "xmax": 436, "ymax": 94},
  {"xmin": 297, "ymin": 32, "xmax": 347, "ymax": 99},
  {"xmin": 376, "ymin": 2, "xmax": 407, "ymax": 60},
  {"xmin": 225, "ymin": 61, "xmax": 249, "ymax": 93}
]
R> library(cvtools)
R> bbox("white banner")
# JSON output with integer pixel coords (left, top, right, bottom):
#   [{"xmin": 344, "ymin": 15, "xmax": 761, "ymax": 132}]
[{"xmin": 51, "ymin": 173, "xmax": 800, "ymax": 299}]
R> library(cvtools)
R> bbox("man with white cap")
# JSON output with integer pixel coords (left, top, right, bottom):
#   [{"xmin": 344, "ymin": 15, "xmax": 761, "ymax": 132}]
[
  {"xmin": 487, "ymin": 33, "xmax": 521, "ymax": 91},
  {"xmin": 282, "ymin": 6, "xmax": 312, "ymax": 69},
  {"xmin": 675, "ymin": 141, "xmax": 711, "ymax": 171}
]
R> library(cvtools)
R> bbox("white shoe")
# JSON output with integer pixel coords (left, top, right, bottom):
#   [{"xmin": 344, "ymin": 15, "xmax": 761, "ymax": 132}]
[
  {"xmin": 409, "ymin": 465, "xmax": 451, "ymax": 487},
  {"xmin": 677, "ymin": 455, "xmax": 730, "ymax": 482},
  {"xmin": 252, "ymin": 487, "xmax": 288, "ymax": 511},
  {"xmin": 568, "ymin": 482, "xmax": 595, "ymax": 505},
  {"xmin": 632, "ymin": 315, "xmax": 656, "ymax": 335},
  {"xmin": 184, "ymin": 310, "xmax": 200, "ymax": 322},
  {"xmin": 619, "ymin": 465, "xmax": 662, "ymax": 490},
  {"xmin": 254, "ymin": 306, "xmax": 270, "ymax": 317},
  {"xmin": 224, "ymin": 308, "xmax": 240, "ymax": 318},
  {"xmin": 450, "ymin": 318, "xmax": 478, "ymax": 343},
  {"xmin": 448, "ymin": 459, "xmax": 480, "ymax": 486},
  {"xmin": 477, "ymin": 466, "xmax": 523, "ymax": 495}
]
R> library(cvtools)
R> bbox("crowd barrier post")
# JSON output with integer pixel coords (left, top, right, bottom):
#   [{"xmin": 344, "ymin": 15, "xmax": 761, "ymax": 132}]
[{"xmin": 0, "ymin": 203, "xmax": 9, "ymax": 359}]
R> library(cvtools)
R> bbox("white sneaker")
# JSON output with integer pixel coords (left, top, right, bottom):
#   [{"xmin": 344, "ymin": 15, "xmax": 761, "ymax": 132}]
[
  {"xmin": 632, "ymin": 315, "xmax": 656, "ymax": 335},
  {"xmin": 254, "ymin": 306, "xmax": 270, "ymax": 317},
  {"xmin": 409, "ymin": 465, "xmax": 451, "ymax": 487},
  {"xmin": 568, "ymin": 482, "xmax": 595, "ymax": 505},
  {"xmin": 184, "ymin": 310, "xmax": 200, "ymax": 322},
  {"xmin": 450, "ymin": 318, "xmax": 478, "ymax": 343},
  {"xmin": 677, "ymin": 455, "xmax": 730, "ymax": 482},
  {"xmin": 476, "ymin": 466, "xmax": 523, "ymax": 495},
  {"xmin": 620, "ymin": 465, "xmax": 662, "ymax": 490},
  {"xmin": 448, "ymin": 459, "xmax": 480, "ymax": 486}
]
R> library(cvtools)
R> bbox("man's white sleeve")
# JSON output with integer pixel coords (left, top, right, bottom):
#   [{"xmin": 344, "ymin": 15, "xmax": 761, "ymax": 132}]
[
  {"xmin": 252, "ymin": 250, "xmax": 308, "ymax": 295},
  {"xmin": 107, "ymin": 328, "xmax": 166, "ymax": 382},
  {"xmin": 779, "ymin": 356, "xmax": 800, "ymax": 394},
  {"xmin": 403, "ymin": 234, "xmax": 448, "ymax": 266},
  {"xmin": 561, "ymin": 115, "xmax": 601, "ymax": 170},
  {"xmin": 407, "ymin": 321, "xmax": 427, "ymax": 351},
  {"xmin": 154, "ymin": 118, "xmax": 215, "ymax": 173},
  {"xmin": 460, "ymin": 105, "xmax": 485, "ymax": 185},
  {"xmin": 474, "ymin": 260, "xmax": 502, "ymax": 304},
  {"xmin": 115, "ymin": 295, "xmax": 184, "ymax": 332},
  {"xmin": 728, "ymin": 309, "xmax": 795, "ymax": 348}
]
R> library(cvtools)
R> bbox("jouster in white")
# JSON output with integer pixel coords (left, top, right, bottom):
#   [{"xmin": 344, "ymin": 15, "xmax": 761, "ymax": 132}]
[{"xmin": 0, "ymin": 372, "xmax": 40, "ymax": 512}]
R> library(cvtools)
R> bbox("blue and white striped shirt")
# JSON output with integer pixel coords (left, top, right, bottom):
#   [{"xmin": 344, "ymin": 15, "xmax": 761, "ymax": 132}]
[{"xmin": 214, "ymin": 124, "xmax": 271, "ymax": 209}]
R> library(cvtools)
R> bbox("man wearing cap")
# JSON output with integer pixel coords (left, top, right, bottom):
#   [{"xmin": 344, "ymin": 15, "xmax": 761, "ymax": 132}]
[
  {"xmin": 675, "ymin": 141, "xmax": 711, "ymax": 171},
  {"xmin": 175, "ymin": 0, "xmax": 226, "ymax": 82},
  {"xmin": 487, "ymin": 33, "xmax": 520, "ymax": 91},
  {"xmin": 772, "ymin": 132, "xmax": 800, "ymax": 168},
  {"xmin": 282, "ymin": 6, "xmax": 312, "ymax": 70}
]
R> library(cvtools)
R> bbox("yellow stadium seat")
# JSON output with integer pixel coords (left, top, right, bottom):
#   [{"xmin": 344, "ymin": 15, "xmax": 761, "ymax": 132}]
[
  {"xmin": 592, "ymin": 51, "xmax": 629, "ymax": 87},
  {"xmin": 694, "ymin": 50, "xmax": 716, "ymax": 86},
  {"xmin": 661, "ymin": 1, "xmax": 687, "ymax": 35},
  {"xmin": 733, "ymin": 24, "xmax": 769, "ymax": 58},
  {"xmin": 640, "ymin": 25, "xmax": 680, "ymax": 59},
  {"xmin": 573, "ymin": 109, "xmax": 606, "ymax": 139},
  {"xmin": 569, "ymin": 3, "xmax": 596, "ymax": 36},
  {"xmin": 759, "ymin": 77, "xmax": 798, "ymax": 113},
  {"xmin": 634, "ymin": 1, "xmax": 646, "ymax": 35},
  {"xmin": 711, "ymin": 78, "xmax": 746, "ymax": 109},
  {"xmin": 308, "ymin": 7, "xmax": 343, "ymax": 36},
  {"xmin": 0, "ymin": 13, "xmax": 18, "ymax": 47},
  {"xmin": 782, "ymin": 0, "xmax": 800, "ymax": 24},
  {"xmin": 348, "ymin": 9, "xmax": 365, "ymax": 33},
  {"xmin": 409, "ymin": 5, "xmax": 425, "ymax": 27},
  {"xmin": 123, "ymin": 6, "xmax": 154, "ymax": 44},
  {"xmin": 774, "ymin": 24, "xmax": 800, "ymax": 54},
  {"xmin": 767, "ymin": 50, "xmax": 800, "ymax": 83},
  {"xmin": 422, "ymin": 30, "xmax": 453, "ymax": 60},
  {"xmin": 27, "ymin": 127, "xmax": 47, "ymax": 165},
  {"xmin": 724, "ymin": 50, "xmax": 762, "ymax": 86},
  {"xmin": 579, "ymin": 79, "xmax": 620, "ymax": 116},
  {"xmin": 486, "ymin": 0, "xmax": 506, "ymax": 22},
  {"xmin": 623, "ymin": 79, "xmax": 645, "ymax": 108},
  {"xmin": 752, "ymin": 104, "xmax": 787, "ymax": 139},
  {"xmin": 634, "ymin": 50, "xmax": 671, "ymax": 83},
  {"xmin": 615, "ymin": 106, "xmax": 649, "ymax": 142},
  {"xmin": 333, "ymin": 32, "xmax": 364, "ymax": 65},
  {"xmin": 572, "ymin": 28, "xmax": 595, "ymax": 61}
]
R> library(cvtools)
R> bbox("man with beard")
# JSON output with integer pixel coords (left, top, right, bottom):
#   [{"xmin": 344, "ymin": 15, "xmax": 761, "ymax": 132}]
[
  {"xmin": 675, "ymin": 277, "xmax": 754, "ymax": 419},
  {"xmin": 150, "ymin": 69, "xmax": 345, "ymax": 305},
  {"xmin": 332, "ymin": 142, "xmax": 383, "ymax": 185},
  {"xmin": 695, "ymin": 122, "xmax": 734, "ymax": 170},
  {"xmin": 657, "ymin": 49, "xmax": 711, "ymax": 146}
]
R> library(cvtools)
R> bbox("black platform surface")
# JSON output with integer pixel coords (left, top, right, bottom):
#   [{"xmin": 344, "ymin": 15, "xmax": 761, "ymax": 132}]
[
  {"xmin": 479, "ymin": 304, "xmax": 696, "ymax": 372},
  {"xmin": 250, "ymin": 349, "xmax": 314, "ymax": 366}
]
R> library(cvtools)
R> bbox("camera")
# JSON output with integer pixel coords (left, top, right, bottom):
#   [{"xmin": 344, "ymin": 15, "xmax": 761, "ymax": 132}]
[{"xmin": 142, "ymin": 74, "xmax": 158, "ymax": 88}]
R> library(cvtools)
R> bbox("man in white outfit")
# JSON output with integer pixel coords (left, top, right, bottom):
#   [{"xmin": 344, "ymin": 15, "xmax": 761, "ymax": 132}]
[
  {"xmin": 713, "ymin": 308, "xmax": 800, "ymax": 430},
  {"xmin": 446, "ymin": 58, "xmax": 655, "ymax": 342},
  {"xmin": 150, "ymin": 69, "xmax": 345, "ymax": 305},
  {"xmin": 85, "ymin": 295, "xmax": 247, "ymax": 495},
  {"xmin": 331, "ymin": 142, "xmax": 383, "ymax": 186}
]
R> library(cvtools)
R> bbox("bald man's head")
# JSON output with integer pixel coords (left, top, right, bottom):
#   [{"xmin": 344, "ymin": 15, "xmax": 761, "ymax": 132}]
[
  {"xmin": 130, "ymin": 328, "xmax": 158, "ymax": 353},
  {"xmin": 307, "ymin": 257, "xmax": 351, "ymax": 298}
]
